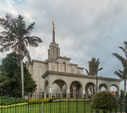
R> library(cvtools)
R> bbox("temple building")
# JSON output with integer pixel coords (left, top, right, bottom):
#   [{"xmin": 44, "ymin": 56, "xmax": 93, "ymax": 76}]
[{"xmin": 27, "ymin": 23, "xmax": 121, "ymax": 98}]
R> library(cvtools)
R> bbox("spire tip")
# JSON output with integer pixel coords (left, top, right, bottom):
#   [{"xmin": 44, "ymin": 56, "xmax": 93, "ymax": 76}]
[{"xmin": 52, "ymin": 22, "xmax": 55, "ymax": 32}]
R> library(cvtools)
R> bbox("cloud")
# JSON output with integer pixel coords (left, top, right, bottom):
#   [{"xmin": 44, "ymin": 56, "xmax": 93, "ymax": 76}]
[{"xmin": 0, "ymin": 0, "xmax": 127, "ymax": 84}]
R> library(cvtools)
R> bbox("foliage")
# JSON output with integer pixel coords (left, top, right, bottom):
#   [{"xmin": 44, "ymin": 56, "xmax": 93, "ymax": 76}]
[
  {"xmin": 113, "ymin": 41, "xmax": 127, "ymax": 94},
  {"xmin": 0, "ymin": 14, "xmax": 42, "ymax": 63},
  {"xmin": 92, "ymin": 91, "xmax": 118, "ymax": 112},
  {"xmin": 0, "ymin": 14, "xmax": 42, "ymax": 98},
  {"xmin": 85, "ymin": 57, "xmax": 103, "ymax": 76},
  {"xmin": 0, "ymin": 52, "xmax": 36, "ymax": 96},
  {"xmin": 0, "ymin": 96, "xmax": 27, "ymax": 105},
  {"xmin": 1, "ymin": 52, "xmax": 18, "ymax": 77},
  {"xmin": 29, "ymin": 97, "xmax": 59, "ymax": 104}
]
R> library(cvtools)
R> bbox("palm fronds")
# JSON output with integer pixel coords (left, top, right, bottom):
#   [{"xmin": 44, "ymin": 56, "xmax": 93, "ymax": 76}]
[
  {"xmin": 0, "ymin": 14, "xmax": 42, "ymax": 64},
  {"xmin": 113, "ymin": 41, "xmax": 127, "ymax": 94},
  {"xmin": 85, "ymin": 57, "xmax": 103, "ymax": 75}
]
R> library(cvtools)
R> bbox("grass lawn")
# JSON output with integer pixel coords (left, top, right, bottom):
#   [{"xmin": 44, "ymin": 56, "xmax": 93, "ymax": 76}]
[{"xmin": 0, "ymin": 101, "xmax": 125, "ymax": 113}]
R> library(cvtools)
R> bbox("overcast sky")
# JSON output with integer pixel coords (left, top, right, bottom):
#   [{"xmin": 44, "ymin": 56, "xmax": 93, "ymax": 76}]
[{"xmin": 0, "ymin": 0, "xmax": 127, "ymax": 90}]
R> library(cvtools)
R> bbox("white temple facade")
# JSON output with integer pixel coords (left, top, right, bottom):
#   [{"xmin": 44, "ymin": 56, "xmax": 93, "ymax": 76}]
[{"xmin": 27, "ymin": 24, "xmax": 121, "ymax": 98}]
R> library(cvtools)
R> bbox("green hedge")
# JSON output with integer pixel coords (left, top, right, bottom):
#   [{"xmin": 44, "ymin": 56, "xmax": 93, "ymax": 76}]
[
  {"xmin": 0, "ymin": 96, "xmax": 27, "ymax": 105},
  {"xmin": 0, "ymin": 96, "xmax": 59, "ymax": 105}
]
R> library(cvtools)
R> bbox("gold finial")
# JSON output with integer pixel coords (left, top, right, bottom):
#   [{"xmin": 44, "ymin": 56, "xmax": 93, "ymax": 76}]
[{"xmin": 52, "ymin": 22, "xmax": 55, "ymax": 32}]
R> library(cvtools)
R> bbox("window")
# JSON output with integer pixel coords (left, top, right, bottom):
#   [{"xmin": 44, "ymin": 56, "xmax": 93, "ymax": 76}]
[
  {"xmin": 71, "ymin": 66, "xmax": 74, "ymax": 73},
  {"xmin": 63, "ymin": 62, "xmax": 66, "ymax": 72},
  {"xmin": 77, "ymin": 70, "xmax": 80, "ymax": 74},
  {"xmin": 54, "ymin": 47, "xmax": 57, "ymax": 59},
  {"xmin": 57, "ymin": 62, "xmax": 59, "ymax": 71}
]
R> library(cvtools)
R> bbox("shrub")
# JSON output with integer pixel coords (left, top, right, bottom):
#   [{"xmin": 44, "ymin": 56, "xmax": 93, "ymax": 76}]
[
  {"xmin": 92, "ymin": 91, "xmax": 118, "ymax": 113},
  {"xmin": 0, "ymin": 96, "xmax": 27, "ymax": 105},
  {"xmin": 28, "ymin": 97, "xmax": 58, "ymax": 104}
]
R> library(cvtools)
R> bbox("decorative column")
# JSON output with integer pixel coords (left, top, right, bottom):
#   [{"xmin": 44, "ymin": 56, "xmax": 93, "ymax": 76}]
[
  {"xmin": 82, "ymin": 89, "xmax": 86, "ymax": 98},
  {"xmin": 73, "ymin": 87, "xmax": 76, "ymax": 98},
  {"xmin": 59, "ymin": 88, "xmax": 63, "ymax": 98},
  {"xmin": 66, "ymin": 87, "xmax": 70, "ymax": 98},
  {"xmin": 107, "ymin": 85, "xmax": 110, "ymax": 93},
  {"xmin": 49, "ymin": 87, "xmax": 52, "ymax": 98},
  {"xmin": 44, "ymin": 90, "xmax": 47, "ymax": 99}
]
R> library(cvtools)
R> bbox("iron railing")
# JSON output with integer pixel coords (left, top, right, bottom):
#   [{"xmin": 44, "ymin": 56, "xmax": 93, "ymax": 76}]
[{"xmin": 0, "ymin": 94, "xmax": 127, "ymax": 113}]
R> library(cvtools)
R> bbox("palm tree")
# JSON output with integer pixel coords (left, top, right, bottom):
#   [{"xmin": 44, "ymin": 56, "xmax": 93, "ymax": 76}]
[
  {"xmin": 0, "ymin": 14, "xmax": 43, "ymax": 98},
  {"xmin": 113, "ymin": 41, "xmax": 127, "ymax": 95},
  {"xmin": 85, "ymin": 57, "xmax": 103, "ymax": 76},
  {"xmin": 85, "ymin": 57, "xmax": 103, "ymax": 94}
]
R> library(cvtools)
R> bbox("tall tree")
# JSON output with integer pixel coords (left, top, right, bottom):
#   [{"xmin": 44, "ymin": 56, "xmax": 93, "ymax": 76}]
[
  {"xmin": 0, "ymin": 52, "xmax": 36, "ymax": 96},
  {"xmin": 113, "ymin": 41, "xmax": 127, "ymax": 95},
  {"xmin": 85, "ymin": 57, "xmax": 103, "ymax": 76},
  {"xmin": 0, "ymin": 14, "xmax": 42, "ymax": 98},
  {"xmin": 85, "ymin": 57, "xmax": 103, "ymax": 94}
]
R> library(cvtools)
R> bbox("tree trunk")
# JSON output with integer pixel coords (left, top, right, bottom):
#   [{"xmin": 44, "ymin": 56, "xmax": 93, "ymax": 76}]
[
  {"xmin": 21, "ymin": 60, "xmax": 24, "ymax": 98},
  {"xmin": 124, "ymin": 78, "xmax": 126, "ymax": 96},
  {"xmin": 96, "ymin": 74, "xmax": 98, "ymax": 94}
]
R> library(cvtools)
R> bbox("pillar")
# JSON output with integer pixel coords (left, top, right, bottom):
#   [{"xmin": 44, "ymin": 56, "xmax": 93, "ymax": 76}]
[
  {"xmin": 55, "ymin": 93, "xmax": 57, "ymax": 97},
  {"xmin": 66, "ymin": 87, "xmax": 70, "ymax": 98},
  {"xmin": 73, "ymin": 87, "xmax": 76, "ymax": 98},
  {"xmin": 82, "ymin": 89, "xmax": 86, "ymax": 98},
  {"xmin": 44, "ymin": 91, "xmax": 47, "ymax": 99},
  {"xmin": 107, "ymin": 85, "xmax": 110, "ymax": 92},
  {"xmin": 49, "ymin": 87, "xmax": 52, "ymax": 98},
  {"xmin": 59, "ymin": 89, "xmax": 62, "ymax": 98}
]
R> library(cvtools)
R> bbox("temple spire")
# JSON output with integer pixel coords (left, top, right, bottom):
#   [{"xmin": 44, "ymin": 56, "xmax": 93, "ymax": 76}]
[{"xmin": 52, "ymin": 22, "xmax": 55, "ymax": 42}]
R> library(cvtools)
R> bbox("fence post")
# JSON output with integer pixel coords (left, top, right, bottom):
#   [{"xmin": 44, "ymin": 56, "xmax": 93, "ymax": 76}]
[
  {"xmin": 42, "ymin": 103, "xmax": 44, "ymax": 113},
  {"xmin": 115, "ymin": 108, "xmax": 117, "ymax": 113},
  {"xmin": 68, "ymin": 94, "xmax": 70, "ymax": 113},
  {"xmin": 7, "ymin": 96, "xmax": 8, "ymax": 113},
  {"xmin": 59, "ymin": 96, "xmax": 61, "ymax": 113},
  {"xmin": 91, "ymin": 105, "xmax": 93, "ymax": 113},
  {"xmin": 95, "ymin": 110, "xmax": 99, "ymax": 113},
  {"xmin": 0, "ymin": 95, "xmax": 2, "ymax": 113},
  {"xmin": 125, "ymin": 95, "xmax": 127, "ymax": 113},
  {"xmin": 38, "ymin": 92, "xmax": 41, "ymax": 113},
  {"xmin": 84, "ymin": 94, "xmax": 85, "ymax": 113},
  {"xmin": 76, "ymin": 94, "xmax": 78, "ymax": 113},
  {"xmin": 119, "ymin": 94, "xmax": 122, "ymax": 113},
  {"xmin": 50, "ymin": 93, "xmax": 51, "ymax": 113},
  {"xmin": 28, "ymin": 94, "xmax": 29, "ymax": 113},
  {"xmin": 15, "ymin": 96, "xmax": 16, "ymax": 113}
]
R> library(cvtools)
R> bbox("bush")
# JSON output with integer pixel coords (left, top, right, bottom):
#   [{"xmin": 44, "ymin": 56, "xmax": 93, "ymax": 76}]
[
  {"xmin": 92, "ymin": 91, "xmax": 118, "ymax": 112},
  {"xmin": 29, "ymin": 97, "xmax": 58, "ymax": 104},
  {"xmin": 0, "ymin": 96, "xmax": 27, "ymax": 105}
]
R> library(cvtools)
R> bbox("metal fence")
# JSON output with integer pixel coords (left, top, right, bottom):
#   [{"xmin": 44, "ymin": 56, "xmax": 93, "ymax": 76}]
[{"xmin": 0, "ymin": 94, "xmax": 127, "ymax": 113}]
